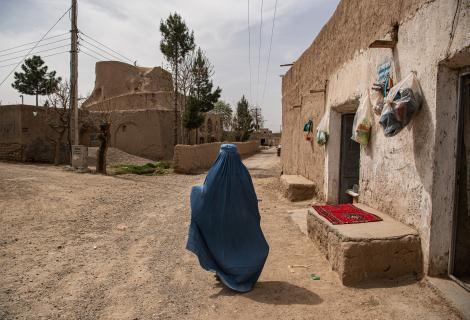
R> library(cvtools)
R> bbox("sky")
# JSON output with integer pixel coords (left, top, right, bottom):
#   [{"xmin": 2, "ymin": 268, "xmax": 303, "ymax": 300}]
[{"xmin": 0, "ymin": 0, "xmax": 340, "ymax": 132}]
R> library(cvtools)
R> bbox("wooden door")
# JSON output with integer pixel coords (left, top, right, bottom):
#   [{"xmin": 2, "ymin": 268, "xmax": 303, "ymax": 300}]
[
  {"xmin": 452, "ymin": 75, "xmax": 470, "ymax": 291},
  {"xmin": 339, "ymin": 114, "xmax": 360, "ymax": 204}
]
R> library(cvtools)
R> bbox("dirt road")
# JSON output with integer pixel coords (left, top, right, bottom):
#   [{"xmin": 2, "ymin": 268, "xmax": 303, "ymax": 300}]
[{"xmin": 0, "ymin": 148, "xmax": 461, "ymax": 319}]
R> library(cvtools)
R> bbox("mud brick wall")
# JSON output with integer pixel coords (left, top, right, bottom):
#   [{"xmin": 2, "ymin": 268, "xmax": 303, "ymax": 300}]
[
  {"xmin": 0, "ymin": 143, "xmax": 23, "ymax": 161},
  {"xmin": 173, "ymin": 141, "xmax": 259, "ymax": 174}
]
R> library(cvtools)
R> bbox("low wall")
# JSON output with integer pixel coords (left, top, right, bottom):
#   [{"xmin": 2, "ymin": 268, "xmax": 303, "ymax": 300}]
[
  {"xmin": 0, "ymin": 143, "xmax": 22, "ymax": 161},
  {"xmin": 173, "ymin": 141, "xmax": 259, "ymax": 174}
]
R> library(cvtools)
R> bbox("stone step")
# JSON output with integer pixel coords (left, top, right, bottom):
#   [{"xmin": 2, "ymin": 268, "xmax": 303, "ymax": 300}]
[
  {"xmin": 280, "ymin": 175, "xmax": 316, "ymax": 201},
  {"xmin": 307, "ymin": 203, "xmax": 422, "ymax": 286}
]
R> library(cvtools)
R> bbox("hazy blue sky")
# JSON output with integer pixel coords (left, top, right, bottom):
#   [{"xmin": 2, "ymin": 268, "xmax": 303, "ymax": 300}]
[{"xmin": 0, "ymin": 0, "xmax": 339, "ymax": 131}]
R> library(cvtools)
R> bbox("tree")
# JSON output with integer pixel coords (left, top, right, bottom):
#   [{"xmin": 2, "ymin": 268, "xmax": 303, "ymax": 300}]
[
  {"xmin": 12, "ymin": 55, "xmax": 61, "ymax": 106},
  {"xmin": 181, "ymin": 48, "xmax": 221, "ymax": 144},
  {"xmin": 189, "ymin": 48, "xmax": 221, "ymax": 113},
  {"xmin": 234, "ymin": 95, "xmax": 254, "ymax": 142},
  {"xmin": 183, "ymin": 96, "xmax": 205, "ymax": 144},
  {"xmin": 213, "ymin": 100, "xmax": 233, "ymax": 131},
  {"xmin": 160, "ymin": 13, "xmax": 195, "ymax": 146},
  {"xmin": 94, "ymin": 99, "xmax": 113, "ymax": 174},
  {"xmin": 45, "ymin": 80, "xmax": 71, "ymax": 165},
  {"xmin": 250, "ymin": 106, "xmax": 264, "ymax": 131},
  {"xmin": 175, "ymin": 49, "xmax": 196, "ymax": 143}
]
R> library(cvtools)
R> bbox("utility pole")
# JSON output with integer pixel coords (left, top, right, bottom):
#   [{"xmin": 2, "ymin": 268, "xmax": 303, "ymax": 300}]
[
  {"xmin": 70, "ymin": 0, "xmax": 78, "ymax": 145},
  {"xmin": 70, "ymin": 0, "xmax": 87, "ymax": 170},
  {"xmin": 253, "ymin": 106, "xmax": 261, "ymax": 131}
]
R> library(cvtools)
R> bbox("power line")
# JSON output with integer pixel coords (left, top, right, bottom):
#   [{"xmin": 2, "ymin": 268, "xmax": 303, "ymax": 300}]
[
  {"xmin": 79, "ymin": 48, "xmax": 102, "ymax": 61},
  {"xmin": 248, "ymin": 0, "xmax": 253, "ymax": 104},
  {"xmin": 80, "ymin": 31, "xmax": 134, "ymax": 63},
  {"xmin": 261, "ymin": 0, "xmax": 278, "ymax": 105},
  {"xmin": 0, "ymin": 32, "xmax": 69, "ymax": 53},
  {"xmin": 0, "ymin": 37, "xmax": 70, "ymax": 58},
  {"xmin": 256, "ymin": 0, "xmax": 264, "ymax": 106},
  {"xmin": 79, "ymin": 37, "xmax": 127, "ymax": 62},
  {"xmin": 0, "ymin": 50, "xmax": 70, "ymax": 69},
  {"xmin": 0, "ymin": 6, "xmax": 71, "ymax": 88},
  {"xmin": 79, "ymin": 44, "xmax": 117, "ymax": 62},
  {"xmin": 0, "ymin": 44, "xmax": 70, "ymax": 63}
]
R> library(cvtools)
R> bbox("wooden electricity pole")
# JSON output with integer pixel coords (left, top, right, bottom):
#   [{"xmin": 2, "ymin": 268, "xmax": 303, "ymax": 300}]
[{"xmin": 70, "ymin": 0, "xmax": 79, "ymax": 145}]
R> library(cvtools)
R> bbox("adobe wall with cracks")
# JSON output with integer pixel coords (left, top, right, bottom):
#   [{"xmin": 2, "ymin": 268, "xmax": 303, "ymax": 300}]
[
  {"xmin": 282, "ymin": 0, "xmax": 470, "ymax": 275},
  {"xmin": 107, "ymin": 109, "xmax": 177, "ymax": 161},
  {"xmin": 173, "ymin": 141, "xmax": 260, "ymax": 174},
  {"xmin": 0, "ymin": 105, "xmax": 94, "ymax": 163}
]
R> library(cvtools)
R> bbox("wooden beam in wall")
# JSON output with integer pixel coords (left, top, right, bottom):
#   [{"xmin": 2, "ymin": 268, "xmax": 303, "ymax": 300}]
[{"xmin": 369, "ymin": 40, "xmax": 397, "ymax": 49}]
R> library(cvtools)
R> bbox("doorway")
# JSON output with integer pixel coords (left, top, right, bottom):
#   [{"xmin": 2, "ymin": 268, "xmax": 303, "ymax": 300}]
[
  {"xmin": 338, "ymin": 114, "xmax": 360, "ymax": 204},
  {"xmin": 451, "ymin": 74, "xmax": 470, "ymax": 291}
]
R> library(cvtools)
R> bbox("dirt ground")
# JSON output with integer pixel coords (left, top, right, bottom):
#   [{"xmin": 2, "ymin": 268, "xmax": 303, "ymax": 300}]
[
  {"xmin": 87, "ymin": 147, "xmax": 155, "ymax": 167},
  {"xmin": 0, "ymin": 148, "xmax": 462, "ymax": 320}
]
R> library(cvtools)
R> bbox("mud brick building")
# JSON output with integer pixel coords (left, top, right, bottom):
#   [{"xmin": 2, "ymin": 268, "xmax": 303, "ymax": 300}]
[{"xmin": 281, "ymin": 0, "xmax": 470, "ymax": 284}]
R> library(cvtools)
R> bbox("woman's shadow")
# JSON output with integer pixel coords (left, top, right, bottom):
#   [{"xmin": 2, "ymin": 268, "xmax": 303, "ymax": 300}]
[{"xmin": 210, "ymin": 281, "xmax": 323, "ymax": 306}]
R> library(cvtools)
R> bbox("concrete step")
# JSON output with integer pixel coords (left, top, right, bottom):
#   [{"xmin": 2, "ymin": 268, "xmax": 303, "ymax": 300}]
[
  {"xmin": 307, "ymin": 203, "xmax": 422, "ymax": 286},
  {"xmin": 280, "ymin": 175, "xmax": 315, "ymax": 201}
]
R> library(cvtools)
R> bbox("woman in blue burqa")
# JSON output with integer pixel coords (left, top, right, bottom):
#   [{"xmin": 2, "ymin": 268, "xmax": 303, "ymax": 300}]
[{"xmin": 186, "ymin": 144, "xmax": 269, "ymax": 293}]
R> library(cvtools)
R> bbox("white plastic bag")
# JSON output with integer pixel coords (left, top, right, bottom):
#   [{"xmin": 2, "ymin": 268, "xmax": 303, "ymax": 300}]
[
  {"xmin": 370, "ymin": 88, "xmax": 384, "ymax": 115},
  {"xmin": 379, "ymin": 72, "xmax": 423, "ymax": 137},
  {"xmin": 351, "ymin": 92, "xmax": 373, "ymax": 146},
  {"xmin": 316, "ymin": 111, "xmax": 329, "ymax": 145}
]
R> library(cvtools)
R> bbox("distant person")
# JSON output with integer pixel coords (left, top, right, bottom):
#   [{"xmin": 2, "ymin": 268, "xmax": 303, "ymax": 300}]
[{"xmin": 186, "ymin": 144, "xmax": 269, "ymax": 292}]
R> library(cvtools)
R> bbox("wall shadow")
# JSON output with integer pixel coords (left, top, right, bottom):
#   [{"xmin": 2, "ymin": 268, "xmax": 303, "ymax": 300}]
[
  {"xmin": 210, "ymin": 281, "xmax": 323, "ymax": 306},
  {"xmin": 348, "ymin": 275, "xmax": 421, "ymax": 290}
]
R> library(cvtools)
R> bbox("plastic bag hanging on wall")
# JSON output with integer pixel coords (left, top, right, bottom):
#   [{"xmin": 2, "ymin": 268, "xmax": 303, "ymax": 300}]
[
  {"xmin": 316, "ymin": 112, "xmax": 329, "ymax": 145},
  {"xmin": 352, "ymin": 92, "xmax": 373, "ymax": 146},
  {"xmin": 372, "ymin": 61, "xmax": 393, "ymax": 115},
  {"xmin": 379, "ymin": 72, "xmax": 423, "ymax": 137},
  {"xmin": 303, "ymin": 119, "xmax": 314, "ymax": 141}
]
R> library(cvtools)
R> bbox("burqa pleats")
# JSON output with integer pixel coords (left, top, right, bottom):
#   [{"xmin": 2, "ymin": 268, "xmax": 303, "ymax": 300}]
[{"xmin": 186, "ymin": 144, "xmax": 269, "ymax": 292}]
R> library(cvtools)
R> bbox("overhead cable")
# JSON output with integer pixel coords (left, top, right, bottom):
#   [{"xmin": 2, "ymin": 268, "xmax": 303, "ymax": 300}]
[
  {"xmin": 0, "ymin": 50, "xmax": 70, "ymax": 69},
  {"xmin": 79, "ymin": 37, "xmax": 127, "ymax": 62},
  {"xmin": 0, "ymin": 32, "xmax": 69, "ymax": 53},
  {"xmin": 0, "ymin": 44, "xmax": 70, "ymax": 63},
  {"xmin": 261, "ymin": 0, "xmax": 278, "ymax": 105},
  {"xmin": 256, "ymin": 0, "xmax": 264, "ymax": 106},
  {"xmin": 0, "ymin": 37, "xmax": 70, "ymax": 58},
  {"xmin": 248, "ymin": 0, "xmax": 253, "ymax": 103},
  {"xmin": 80, "ymin": 31, "xmax": 134, "ymax": 63},
  {"xmin": 79, "ymin": 44, "xmax": 117, "ymax": 62},
  {"xmin": 79, "ymin": 48, "xmax": 102, "ymax": 61},
  {"xmin": 0, "ymin": 6, "xmax": 72, "ymax": 87}
]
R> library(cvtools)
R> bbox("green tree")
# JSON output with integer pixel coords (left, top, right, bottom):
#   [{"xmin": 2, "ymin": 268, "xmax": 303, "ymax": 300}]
[
  {"xmin": 183, "ymin": 96, "xmax": 205, "ymax": 144},
  {"xmin": 190, "ymin": 48, "xmax": 221, "ymax": 113},
  {"xmin": 12, "ymin": 55, "xmax": 61, "ymax": 106},
  {"xmin": 250, "ymin": 106, "xmax": 264, "ymax": 131},
  {"xmin": 182, "ymin": 48, "xmax": 221, "ymax": 144},
  {"xmin": 234, "ymin": 95, "xmax": 254, "ymax": 142},
  {"xmin": 160, "ymin": 13, "xmax": 195, "ymax": 146},
  {"xmin": 213, "ymin": 100, "xmax": 233, "ymax": 131}
]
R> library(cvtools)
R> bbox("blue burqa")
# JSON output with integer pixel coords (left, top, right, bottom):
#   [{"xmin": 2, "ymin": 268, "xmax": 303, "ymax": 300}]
[{"xmin": 186, "ymin": 144, "xmax": 269, "ymax": 292}]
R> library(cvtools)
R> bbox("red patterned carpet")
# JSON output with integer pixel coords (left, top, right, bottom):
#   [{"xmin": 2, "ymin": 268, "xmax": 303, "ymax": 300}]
[{"xmin": 312, "ymin": 204, "xmax": 383, "ymax": 225}]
